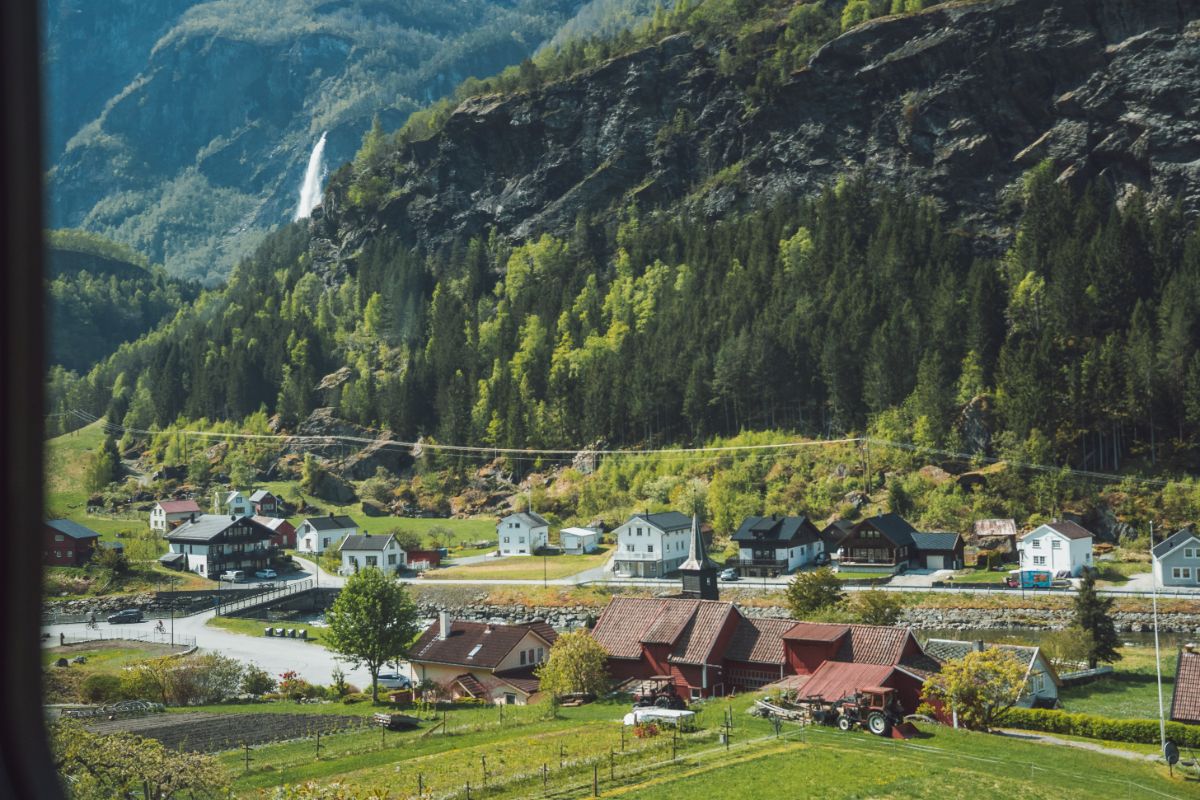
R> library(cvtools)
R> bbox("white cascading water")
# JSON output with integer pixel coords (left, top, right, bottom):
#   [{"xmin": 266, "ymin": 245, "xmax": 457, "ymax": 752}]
[{"xmin": 294, "ymin": 131, "xmax": 327, "ymax": 221}]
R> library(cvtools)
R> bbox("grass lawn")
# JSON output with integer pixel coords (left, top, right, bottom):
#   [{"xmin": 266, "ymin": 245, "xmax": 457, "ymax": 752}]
[
  {"xmin": 424, "ymin": 548, "xmax": 611, "ymax": 581},
  {"xmin": 1091, "ymin": 560, "xmax": 1150, "ymax": 585},
  {"xmin": 951, "ymin": 567, "xmax": 1013, "ymax": 584},
  {"xmin": 207, "ymin": 615, "xmax": 329, "ymax": 645},
  {"xmin": 1059, "ymin": 646, "xmax": 1178, "ymax": 719},
  {"xmin": 832, "ymin": 570, "xmax": 890, "ymax": 581},
  {"xmin": 200, "ymin": 692, "xmax": 1185, "ymax": 799},
  {"xmin": 43, "ymin": 640, "xmax": 185, "ymax": 673}
]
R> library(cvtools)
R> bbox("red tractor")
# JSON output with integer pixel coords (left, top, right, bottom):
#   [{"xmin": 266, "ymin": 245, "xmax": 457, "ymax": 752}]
[
  {"xmin": 632, "ymin": 676, "xmax": 688, "ymax": 710},
  {"xmin": 811, "ymin": 686, "xmax": 910, "ymax": 737}
]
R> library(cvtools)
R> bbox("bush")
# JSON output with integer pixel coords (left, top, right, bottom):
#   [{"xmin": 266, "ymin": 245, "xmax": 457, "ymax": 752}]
[
  {"xmin": 341, "ymin": 692, "xmax": 370, "ymax": 705},
  {"xmin": 80, "ymin": 673, "xmax": 125, "ymax": 704},
  {"xmin": 1004, "ymin": 707, "xmax": 1200, "ymax": 748},
  {"xmin": 241, "ymin": 664, "xmax": 277, "ymax": 696}
]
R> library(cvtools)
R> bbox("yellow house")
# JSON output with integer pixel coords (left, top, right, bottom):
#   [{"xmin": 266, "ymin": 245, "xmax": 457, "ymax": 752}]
[{"xmin": 409, "ymin": 612, "xmax": 558, "ymax": 705}]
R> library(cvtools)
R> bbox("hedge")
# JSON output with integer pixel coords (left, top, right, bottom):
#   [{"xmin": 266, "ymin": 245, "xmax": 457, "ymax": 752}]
[{"xmin": 1003, "ymin": 707, "xmax": 1200, "ymax": 749}]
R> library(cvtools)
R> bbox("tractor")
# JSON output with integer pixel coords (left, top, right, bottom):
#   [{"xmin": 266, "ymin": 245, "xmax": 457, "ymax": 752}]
[
  {"xmin": 814, "ymin": 686, "xmax": 908, "ymax": 737},
  {"xmin": 632, "ymin": 676, "xmax": 688, "ymax": 710}
]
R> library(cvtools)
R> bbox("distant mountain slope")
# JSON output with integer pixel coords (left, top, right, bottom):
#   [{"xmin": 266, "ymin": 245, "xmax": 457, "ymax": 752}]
[{"xmin": 44, "ymin": 0, "xmax": 590, "ymax": 282}]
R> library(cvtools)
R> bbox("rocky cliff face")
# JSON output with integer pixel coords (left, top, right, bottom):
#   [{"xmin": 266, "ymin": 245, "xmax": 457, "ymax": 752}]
[{"xmin": 319, "ymin": 0, "xmax": 1200, "ymax": 260}]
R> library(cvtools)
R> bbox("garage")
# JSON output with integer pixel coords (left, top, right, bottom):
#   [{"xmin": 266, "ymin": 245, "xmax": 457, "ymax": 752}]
[
  {"xmin": 911, "ymin": 531, "xmax": 964, "ymax": 572},
  {"xmin": 925, "ymin": 554, "xmax": 944, "ymax": 570}
]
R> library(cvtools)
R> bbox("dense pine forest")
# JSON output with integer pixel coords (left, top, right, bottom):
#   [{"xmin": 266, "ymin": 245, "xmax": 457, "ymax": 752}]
[{"xmin": 47, "ymin": 164, "xmax": 1200, "ymax": 472}]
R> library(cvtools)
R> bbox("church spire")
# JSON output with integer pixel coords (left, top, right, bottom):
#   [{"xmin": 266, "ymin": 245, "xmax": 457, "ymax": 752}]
[{"xmin": 679, "ymin": 513, "xmax": 719, "ymax": 600}]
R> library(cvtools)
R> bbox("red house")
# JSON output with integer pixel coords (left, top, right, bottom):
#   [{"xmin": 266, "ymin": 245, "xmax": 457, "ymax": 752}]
[
  {"xmin": 253, "ymin": 516, "xmax": 296, "ymax": 549},
  {"xmin": 590, "ymin": 597, "xmax": 938, "ymax": 712},
  {"xmin": 44, "ymin": 519, "xmax": 101, "ymax": 567},
  {"xmin": 404, "ymin": 548, "xmax": 443, "ymax": 569},
  {"xmin": 249, "ymin": 490, "xmax": 279, "ymax": 516}
]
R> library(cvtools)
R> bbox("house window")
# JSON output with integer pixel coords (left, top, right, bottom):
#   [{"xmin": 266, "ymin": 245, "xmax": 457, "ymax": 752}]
[
  {"xmin": 647, "ymin": 544, "xmax": 654, "ymax": 553},
  {"xmin": 1033, "ymin": 556, "xmax": 1046, "ymax": 566},
  {"xmin": 627, "ymin": 544, "xmax": 634, "ymax": 552},
  {"xmin": 1051, "ymin": 540, "xmax": 1061, "ymax": 550},
  {"xmin": 520, "ymin": 650, "xmax": 527, "ymax": 665},
  {"xmin": 366, "ymin": 556, "xmax": 377, "ymax": 567},
  {"xmin": 1173, "ymin": 567, "xmax": 1192, "ymax": 580},
  {"xmin": 67, "ymin": 550, "xmax": 73, "ymax": 558},
  {"xmin": 690, "ymin": 688, "xmax": 701, "ymax": 700},
  {"xmin": 503, "ymin": 536, "xmax": 510, "ymax": 543},
  {"xmin": 537, "ymin": 647, "xmax": 544, "ymax": 662},
  {"xmin": 504, "ymin": 693, "xmax": 516, "ymax": 705},
  {"xmin": 1031, "ymin": 540, "xmax": 1041, "ymax": 548},
  {"xmin": 388, "ymin": 553, "xmax": 397, "ymax": 565},
  {"xmin": 54, "ymin": 534, "xmax": 64, "ymax": 542},
  {"xmin": 1186, "ymin": 548, "xmax": 1195, "ymax": 559}
]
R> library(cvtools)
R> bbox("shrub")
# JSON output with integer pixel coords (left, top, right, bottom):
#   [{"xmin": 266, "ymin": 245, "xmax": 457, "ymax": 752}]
[
  {"xmin": 80, "ymin": 673, "xmax": 125, "ymax": 704},
  {"xmin": 341, "ymin": 692, "xmax": 370, "ymax": 705},
  {"xmin": 1004, "ymin": 707, "xmax": 1200, "ymax": 748},
  {"xmin": 241, "ymin": 664, "xmax": 277, "ymax": 696}
]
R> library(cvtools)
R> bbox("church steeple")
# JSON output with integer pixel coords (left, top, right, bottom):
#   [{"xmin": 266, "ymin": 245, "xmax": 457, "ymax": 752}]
[{"xmin": 679, "ymin": 513, "xmax": 719, "ymax": 600}]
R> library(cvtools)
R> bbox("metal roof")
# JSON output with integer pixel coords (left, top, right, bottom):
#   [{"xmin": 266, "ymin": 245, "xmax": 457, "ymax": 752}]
[
  {"xmin": 1171, "ymin": 649, "xmax": 1200, "ymax": 725},
  {"xmin": 301, "ymin": 515, "xmax": 359, "ymax": 531},
  {"xmin": 339, "ymin": 534, "xmax": 396, "ymax": 551},
  {"xmin": 732, "ymin": 515, "xmax": 821, "ymax": 546},
  {"xmin": 1025, "ymin": 520, "xmax": 1093, "ymax": 541},
  {"xmin": 782, "ymin": 622, "xmax": 851, "ymax": 643},
  {"xmin": 973, "ymin": 519, "xmax": 1017, "ymax": 538},
  {"xmin": 590, "ymin": 596, "xmax": 741, "ymax": 665},
  {"xmin": 45, "ymin": 519, "xmax": 101, "ymax": 540},
  {"xmin": 249, "ymin": 490, "xmax": 275, "ymax": 502},
  {"xmin": 503, "ymin": 511, "xmax": 550, "ymax": 528},
  {"xmin": 165, "ymin": 514, "xmax": 274, "ymax": 543},
  {"xmin": 1152, "ymin": 528, "xmax": 1199, "ymax": 560},
  {"xmin": 628, "ymin": 511, "xmax": 692, "ymax": 532},
  {"xmin": 155, "ymin": 500, "xmax": 201, "ymax": 514},
  {"xmin": 922, "ymin": 639, "xmax": 1055, "ymax": 684},
  {"xmin": 854, "ymin": 513, "xmax": 917, "ymax": 548},
  {"xmin": 798, "ymin": 661, "xmax": 898, "ymax": 702},
  {"xmin": 726, "ymin": 617, "xmax": 799, "ymax": 665}
]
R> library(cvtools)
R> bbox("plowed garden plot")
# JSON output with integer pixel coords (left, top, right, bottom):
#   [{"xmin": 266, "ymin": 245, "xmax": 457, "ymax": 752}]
[{"xmin": 86, "ymin": 712, "xmax": 368, "ymax": 753}]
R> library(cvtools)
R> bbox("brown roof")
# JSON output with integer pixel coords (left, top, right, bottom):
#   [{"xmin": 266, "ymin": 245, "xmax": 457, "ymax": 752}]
[
  {"xmin": 834, "ymin": 625, "xmax": 916, "ymax": 665},
  {"xmin": 1171, "ymin": 649, "xmax": 1200, "ymax": 724},
  {"xmin": 781, "ymin": 622, "xmax": 851, "ymax": 643},
  {"xmin": 973, "ymin": 519, "xmax": 1017, "ymax": 538},
  {"xmin": 494, "ymin": 667, "xmax": 541, "ymax": 695},
  {"xmin": 411, "ymin": 620, "xmax": 556, "ymax": 670},
  {"xmin": 1042, "ymin": 520, "xmax": 1093, "ymax": 540},
  {"xmin": 726, "ymin": 617, "xmax": 798, "ymax": 665},
  {"xmin": 590, "ymin": 596, "xmax": 741, "ymax": 665},
  {"xmin": 451, "ymin": 674, "xmax": 488, "ymax": 698},
  {"xmin": 798, "ymin": 661, "xmax": 897, "ymax": 702},
  {"xmin": 157, "ymin": 500, "xmax": 201, "ymax": 513}
]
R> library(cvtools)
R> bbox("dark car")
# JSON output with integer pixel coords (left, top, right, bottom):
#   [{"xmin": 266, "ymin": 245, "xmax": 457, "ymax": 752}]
[{"xmin": 106, "ymin": 608, "xmax": 144, "ymax": 624}]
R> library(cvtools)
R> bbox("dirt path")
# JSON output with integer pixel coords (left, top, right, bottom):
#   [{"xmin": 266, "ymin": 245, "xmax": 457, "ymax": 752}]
[{"xmin": 994, "ymin": 729, "xmax": 1158, "ymax": 761}]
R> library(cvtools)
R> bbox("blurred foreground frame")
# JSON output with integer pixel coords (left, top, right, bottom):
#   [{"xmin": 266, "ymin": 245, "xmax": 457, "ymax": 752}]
[{"xmin": 1, "ymin": 0, "xmax": 64, "ymax": 796}]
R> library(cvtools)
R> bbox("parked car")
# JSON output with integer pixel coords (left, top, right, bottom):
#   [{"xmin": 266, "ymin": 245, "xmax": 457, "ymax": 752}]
[
  {"xmin": 255, "ymin": 568, "xmax": 278, "ymax": 579},
  {"xmin": 719, "ymin": 568, "xmax": 740, "ymax": 582},
  {"xmin": 106, "ymin": 608, "xmax": 143, "ymax": 624},
  {"xmin": 376, "ymin": 673, "xmax": 412, "ymax": 690},
  {"xmin": 219, "ymin": 570, "xmax": 247, "ymax": 583},
  {"xmin": 814, "ymin": 552, "xmax": 831, "ymax": 566}
]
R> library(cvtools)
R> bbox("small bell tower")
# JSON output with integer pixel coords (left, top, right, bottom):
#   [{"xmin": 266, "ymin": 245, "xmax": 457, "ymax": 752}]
[{"xmin": 679, "ymin": 514, "xmax": 719, "ymax": 600}]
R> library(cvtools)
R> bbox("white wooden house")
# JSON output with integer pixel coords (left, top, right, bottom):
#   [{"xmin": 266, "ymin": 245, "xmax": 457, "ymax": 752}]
[
  {"xmin": 297, "ymin": 514, "xmax": 359, "ymax": 554},
  {"xmin": 497, "ymin": 511, "xmax": 549, "ymax": 556},
  {"xmin": 212, "ymin": 490, "xmax": 253, "ymax": 518},
  {"xmin": 559, "ymin": 526, "xmax": 602, "ymax": 554},
  {"xmin": 150, "ymin": 499, "xmax": 201, "ymax": 533},
  {"xmin": 612, "ymin": 511, "xmax": 692, "ymax": 578},
  {"xmin": 1017, "ymin": 521, "xmax": 1093, "ymax": 577},
  {"xmin": 339, "ymin": 533, "xmax": 406, "ymax": 576}
]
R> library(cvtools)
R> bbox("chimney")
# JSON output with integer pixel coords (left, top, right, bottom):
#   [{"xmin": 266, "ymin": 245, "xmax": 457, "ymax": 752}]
[
  {"xmin": 974, "ymin": 640, "xmax": 985, "ymax": 652},
  {"xmin": 438, "ymin": 611, "xmax": 451, "ymax": 640}
]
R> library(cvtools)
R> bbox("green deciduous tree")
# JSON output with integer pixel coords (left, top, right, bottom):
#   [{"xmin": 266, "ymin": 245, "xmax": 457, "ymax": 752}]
[
  {"xmin": 920, "ymin": 648, "xmax": 1027, "ymax": 731},
  {"xmin": 535, "ymin": 629, "xmax": 611, "ymax": 699},
  {"xmin": 785, "ymin": 567, "xmax": 845, "ymax": 616},
  {"xmin": 325, "ymin": 567, "xmax": 420, "ymax": 702},
  {"xmin": 851, "ymin": 590, "xmax": 904, "ymax": 626}
]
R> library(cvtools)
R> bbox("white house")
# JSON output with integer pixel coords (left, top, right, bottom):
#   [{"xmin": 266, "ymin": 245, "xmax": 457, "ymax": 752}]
[
  {"xmin": 297, "ymin": 514, "xmax": 359, "ymax": 555},
  {"xmin": 212, "ymin": 490, "xmax": 252, "ymax": 518},
  {"xmin": 339, "ymin": 533, "xmax": 406, "ymax": 576},
  {"xmin": 611, "ymin": 511, "xmax": 692, "ymax": 578},
  {"xmin": 1152, "ymin": 528, "xmax": 1200, "ymax": 588},
  {"xmin": 1017, "ymin": 520, "xmax": 1094, "ymax": 577},
  {"xmin": 730, "ymin": 515, "xmax": 824, "ymax": 577},
  {"xmin": 559, "ymin": 526, "xmax": 602, "ymax": 555},
  {"xmin": 150, "ymin": 499, "xmax": 202, "ymax": 534},
  {"xmin": 925, "ymin": 639, "xmax": 1061, "ymax": 708},
  {"xmin": 497, "ymin": 511, "xmax": 549, "ymax": 556},
  {"xmin": 160, "ymin": 514, "xmax": 274, "ymax": 577}
]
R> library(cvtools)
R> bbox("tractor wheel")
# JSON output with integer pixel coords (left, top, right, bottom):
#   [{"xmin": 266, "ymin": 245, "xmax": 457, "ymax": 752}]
[
  {"xmin": 867, "ymin": 712, "xmax": 892, "ymax": 737},
  {"xmin": 837, "ymin": 715, "xmax": 853, "ymax": 732},
  {"xmin": 654, "ymin": 697, "xmax": 671, "ymax": 708}
]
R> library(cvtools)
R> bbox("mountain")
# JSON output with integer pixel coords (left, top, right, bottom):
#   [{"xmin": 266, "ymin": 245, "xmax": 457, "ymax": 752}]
[
  {"xmin": 50, "ymin": 0, "xmax": 1200, "ymax": 473},
  {"xmin": 43, "ymin": 0, "xmax": 598, "ymax": 283}
]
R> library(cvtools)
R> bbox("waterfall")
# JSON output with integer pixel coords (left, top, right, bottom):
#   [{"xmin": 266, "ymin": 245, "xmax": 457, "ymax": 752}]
[{"xmin": 294, "ymin": 132, "xmax": 327, "ymax": 221}]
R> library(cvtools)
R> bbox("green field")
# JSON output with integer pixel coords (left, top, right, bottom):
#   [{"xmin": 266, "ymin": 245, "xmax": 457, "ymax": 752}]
[
  {"xmin": 425, "ymin": 548, "xmax": 611, "ymax": 581},
  {"xmin": 206, "ymin": 615, "xmax": 330, "ymax": 645},
  {"xmin": 1059, "ymin": 647, "xmax": 1178, "ymax": 719},
  {"xmin": 193, "ymin": 692, "xmax": 1185, "ymax": 799}
]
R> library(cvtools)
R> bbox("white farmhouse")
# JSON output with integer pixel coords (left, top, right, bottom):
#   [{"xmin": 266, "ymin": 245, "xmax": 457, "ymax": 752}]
[
  {"xmin": 497, "ymin": 511, "xmax": 549, "ymax": 556},
  {"xmin": 612, "ymin": 511, "xmax": 692, "ymax": 578},
  {"xmin": 297, "ymin": 514, "xmax": 359, "ymax": 555},
  {"xmin": 160, "ymin": 514, "xmax": 274, "ymax": 577},
  {"xmin": 731, "ymin": 515, "xmax": 824, "ymax": 577},
  {"xmin": 559, "ymin": 526, "xmax": 602, "ymax": 555},
  {"xmin": 1017, "ymin": 520, "xmax": 1094, "ymax": 577},
  {"xmin": 339, "ymin": 533, "xmax": 406, "ymax": 576},
  {"xmin": 150, "ymin": 499, "xmax": 201, "ymax": 534},
  {"xmin": 212, "ymin": 490, "xmax": 253, "ymax": 518}
]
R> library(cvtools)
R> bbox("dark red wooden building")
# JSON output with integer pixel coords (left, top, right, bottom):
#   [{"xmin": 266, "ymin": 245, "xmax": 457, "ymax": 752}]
[{"xmin": 43, "ymin": 519, "xmax": 101, "ymax": 567}]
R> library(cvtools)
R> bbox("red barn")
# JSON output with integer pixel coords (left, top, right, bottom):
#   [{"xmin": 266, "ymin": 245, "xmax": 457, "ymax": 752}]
[
  {"xmin": 253, "ymin": 516, "xmax": 296, "ymax": 549},
  {"xmin": 404, "ymin": 549, "xmax": 443, "ymax": 569},
  {"xmin": 44, "ymin": 519, "xmax": 101, "ymax": 567}
]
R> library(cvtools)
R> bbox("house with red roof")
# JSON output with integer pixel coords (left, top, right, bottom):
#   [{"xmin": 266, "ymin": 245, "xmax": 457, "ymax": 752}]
[
  {"xmin": 150, "ymin": 499, "xmax": 201, "ymax": 533},
  {"xmin": 409, "ymin": 612, "xmax": 558, "ymax": 705},
  {"xmin": 1170, "ymin": 644, "xmax": 1200, "ymax": 725}
]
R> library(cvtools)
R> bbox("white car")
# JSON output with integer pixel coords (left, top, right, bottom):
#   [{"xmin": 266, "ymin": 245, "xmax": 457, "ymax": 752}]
[{"xmin": 255, "ymin": 568, "xmax": 278, "ymax": 580}]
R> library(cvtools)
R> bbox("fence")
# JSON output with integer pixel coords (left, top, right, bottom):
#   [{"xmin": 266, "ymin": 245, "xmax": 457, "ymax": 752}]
[
  {"xmin": 55, "ymin": 627, "xmax": 196, "ymax": 649},
  {"xmin": 216, "ymin": 578, "xmax": 314, "ymax": 616}
]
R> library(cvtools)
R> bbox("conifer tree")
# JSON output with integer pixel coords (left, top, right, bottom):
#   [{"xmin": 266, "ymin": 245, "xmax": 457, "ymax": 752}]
[{"xmin": 1072, "ymin": 568, "xmax": 1122, "ymax": 668}]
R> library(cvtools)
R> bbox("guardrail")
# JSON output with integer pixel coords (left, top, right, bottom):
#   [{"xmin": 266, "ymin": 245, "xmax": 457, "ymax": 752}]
[
  {"xmin": 216, "ymin": 578, "xmax": 314, "ymax": 616},
  {"xmin": 55, "ymin": 627, "xmax": 196, "ymax": 648}
]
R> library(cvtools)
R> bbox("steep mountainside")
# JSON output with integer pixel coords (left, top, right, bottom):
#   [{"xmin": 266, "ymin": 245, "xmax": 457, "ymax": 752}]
[
  {"xmin": 45, "ymin": 0, "xmax": 594, "ymax": 282},
  {"xmin": 319, "ymin": 0, "xmax": 1200, "ymax": 259}
]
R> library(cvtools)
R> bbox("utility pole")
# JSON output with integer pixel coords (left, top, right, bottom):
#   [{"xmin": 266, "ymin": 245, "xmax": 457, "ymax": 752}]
[{"xmin": 1151, "ymin": 521, "xmax": 1167, "ymax": 751}]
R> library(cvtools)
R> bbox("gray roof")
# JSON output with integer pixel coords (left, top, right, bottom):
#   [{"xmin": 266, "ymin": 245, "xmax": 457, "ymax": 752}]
[
  {"xmin": 301, "ymin": 515, "xmax": 358, "ymax": 531},
  {"xmin": 504, "ymin": 511, "xmax": 550, "ymax": 528},
  {"xmin": 679, "ymin": 515, "xmax": 720, "ymax": 572},
  {"xmin": 249, "ymin": 490, "xmax": 275, "ymax": 502},
  {"xmin": 159, "ymin": 551, "xmax": 186, "ymax": 564},
  {"xmin": 46, "ymin": 519, "xmax": 100, "ymax": 540},
  {"xmin": 855, "ymin": 514, "xmax": 917, "ymax": 548},
  {"xmin": 166, "ymin": 514, "xmax": 274, "ymax": 543},
  {"xmin": 923, "ymin": 639, "xmax": 1057, "ymax": 684},
  {"xmin": 1153, "ymin": 528, "xmax": 1199, "ymax": 559},
  {"xmin": 1040, "ymin": 520, "xmax": 1093, "ymax": 541},
  {"xmin": 339, "ymin": 534, "xmax": 395, "ymax": 552},
  {"xmin": 911, "ymin": 532, "xmax": 963, "ymax": 553},
  {"xmin": 631, "ymin": 511, "xmax": 691, "ymax": 532},
  {"xmin": 732, "ymin": 515, "xmax": 821, "ymax": 546}
]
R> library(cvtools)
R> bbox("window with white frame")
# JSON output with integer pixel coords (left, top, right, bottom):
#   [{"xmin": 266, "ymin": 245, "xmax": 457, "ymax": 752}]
[
  {"xmin": 1051, "ymin": 539, "xmax": 1061, "ymax": 550},
  {"xmin": 1173, "ymin": 567, "xmax": 1192, "ymax": 580},
  {"xmin": 1031, "ymin": 539, "xmax": 1041, "ymax": 548},
  {"xmin": 1033, "ymin": 556, "xmax": 1046, "ymax": 566}
]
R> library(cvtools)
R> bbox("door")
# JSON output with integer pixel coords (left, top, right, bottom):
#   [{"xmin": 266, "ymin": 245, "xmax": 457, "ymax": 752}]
[{"xmin": 926, "ymin": 555, "xmax": 944, "ymax": 570}]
